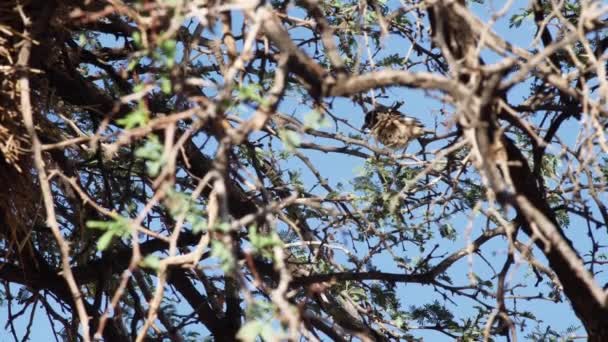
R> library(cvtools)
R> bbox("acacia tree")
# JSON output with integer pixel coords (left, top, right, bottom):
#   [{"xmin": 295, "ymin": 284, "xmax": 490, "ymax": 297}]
[{"xmin": 1, "ymin": 0, "xmax": 608, "ymax": 340}]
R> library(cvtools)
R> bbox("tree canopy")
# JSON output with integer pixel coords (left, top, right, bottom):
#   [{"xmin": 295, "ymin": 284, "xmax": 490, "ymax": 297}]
[{"xmin": 1, "ymin": 0, "xmax": 608, "ymax": 341}]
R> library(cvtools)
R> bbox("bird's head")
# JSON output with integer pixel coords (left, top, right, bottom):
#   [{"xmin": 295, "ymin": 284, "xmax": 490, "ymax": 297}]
[
  {"xmin": 361, "ymin": 110, "xmax": 380, "ymax": 131},
  {"xmin": 362, "ymin": 103, "xmax": 402, "ymax": 131}
]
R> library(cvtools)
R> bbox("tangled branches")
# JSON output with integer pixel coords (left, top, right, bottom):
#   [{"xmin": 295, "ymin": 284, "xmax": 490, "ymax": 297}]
[{"xmin": 1, "ymin": 0, "xmax": 608, "ymax": 341}]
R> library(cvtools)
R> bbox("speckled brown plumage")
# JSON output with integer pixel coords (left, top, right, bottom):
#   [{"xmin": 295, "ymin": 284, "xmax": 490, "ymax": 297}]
[{"xmin": 362, "ymin": 109, "xmax": 427, "ymax": 149}]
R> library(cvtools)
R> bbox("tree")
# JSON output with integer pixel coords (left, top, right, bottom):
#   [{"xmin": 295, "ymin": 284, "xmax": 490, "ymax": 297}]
[{"xmin": 1, "ymin": 0, "xmax": 607, "ymax": 340}]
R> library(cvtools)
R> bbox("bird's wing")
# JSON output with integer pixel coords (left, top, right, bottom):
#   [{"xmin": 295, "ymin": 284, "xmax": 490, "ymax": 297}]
[{"xmin": 400, "ymin": 116, "xmax": 424, "ymax": 127}]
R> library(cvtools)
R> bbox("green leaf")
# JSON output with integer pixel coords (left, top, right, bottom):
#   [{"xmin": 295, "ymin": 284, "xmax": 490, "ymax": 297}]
[
  {"xmin": 140, "ymin": 255, "xmax": 161, "ymax": 271},
  {"xmin": 237, "ymin": 84, "xmax": 264, "ymax": 103},
  {"xmin": 132, "ymin": 31, "xmax": 143, "ymax": 48},
  {"xmin": 87, "ymin": 217, "xmax": 130, "ymax": 235},
  {"xmin": 393, "ymin": 315, "xmax": 405, "ymax": 329},
  {"xmin": 135, "ymin": 135, "xmax": 164, "ymax": 176},
  {"xmin": 236, "ymin": 321, "xmax": 265, "ymax": 342},
  {"xmin": 159, "ymin": 39, "xmax": 177, "ymax": 68},
  {"xmin": 146, "ymin": 160, "xmax": 163, "ymax": 177},
  {"xmin": 117, "ymin": 101, "xmax": 149, "ymax": 129},
  {"xmin": 87, "ymin": 215, "xmax": 132, "ymax": 251},
  {"xmin": 347, "ymin": 286, "xmax": 366, "ymax": 301},
  {"xmin": 509, "ymin": 9, "xmax": 532, "ymax": 28},
  {"xmin": 160, "ymin": 77, "xmax": 172, "ymax": 94},
  {"xmin": 248, "ymin": 226, "xmax": 283, "ymax": 257},
  {"xmin": 160, "ymin": 39, "xmax": 177, "ymax": 56},
  {"xmin": 78, "ymin": 33, "xmax": 87, "ymax": 46},
  {"xmin": 164, "ymin": 188, "xmax": 191, "ymax": 217},
  {"xmin": 303, "ymin": 111, "xmax": 331, "ymax": 130},
  {"xmin": 133, "ymin": 83, "xmax": 146, "ymax": 93},
  {"xmin": 97, "ymin": 231, "xmax": 115, "ymax": 251},
  {"xmin": 211, "ymin": 241, "xmax": 235, "ymax": 273},
  {"xmin": 186, "ymin": 212, "xmax": 207, "ymax": 234},
  {"xmin": 259, "ymin": 322, "xmax": 275, "ymax": 341},
  {"xmin": 127, "ymin": 58, "xmax": 140, "ymax": 71},
  {"xmin": 439, "ymin": 223, "xmax": 456, "ymax": 240},
  {"xmin": 278, "ymin": 129, "xmax": 301, "ymax": 151},
  {"xmin": 86, "ymin": 220, "xmax": 111, "ymax": 230},
  {"xmin": 214, "ymin": 222, "xmax": 232, "ymax": 233}
]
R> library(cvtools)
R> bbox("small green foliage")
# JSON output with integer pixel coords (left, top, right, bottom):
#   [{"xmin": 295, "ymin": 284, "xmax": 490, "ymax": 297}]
[
  {"xmin": 377, "ymin": 53, "xmax": 406, "ymax": 67},
  {"xmin": 369, "ymin": 283, "xmax": 400, "ymax": 312},
  {"xmin": 438, "ymin": 273, "xmax": 453, "ymax": 285},
  {"xmin": 278, "ymin": 129, "xmax": 301, "ymax": 151},
  {"xmin": 236, "ymin": 320, "xmax": 274, "ymax": 342},
  {"xmin": 345, "ymin": 284, "xmax": 366, "ymax": 302},
  {"xmin": 248, "ymin": 226, "xmax": 283, "ymax": 258},
  {"xmin": 78, "ymin": 33, "xmax": 87, "ymax": 46},
  {"xmin": 164, "ymin": 188, "xmax": 210, "ymax": 233},
  {"xmin": 463, "ymin": 181, "xmax": 484, "ymax": 208},
  {"xmin": 509, "ymin": 9, "xmax": 533, "ymax": 28},
  {"xmin": 525, "ymin": 324, "xmax": 580, "ymax": 342},
  {"xmin": 140, "ymin": 254, "xmax": 161, "ymax": 271},
  {"xmin": 237, "ymin": 301, "xmax": 280, "ymax": 342},
  {"xmin": 159, "ymin": 38, "xmax": 177, "ymax": 68},
  {"xmin": 458, "ymin": 317, "xmax": 484, "ymax": 341},
  {"xmin": 117, "ymin": 101, "xmax": 149, "ymax": 129},
  {"xmin": 387, "ymin": 192, "xmax": 402, "ymax": 214},
  {"xmin": 127, "ymin": 58, "xmax": 140, "ymax": 71},
  {"xmin": 547, "ymin": 193, "xmax": 570, "ymax": 228},
  {"xmin": 186, "ymin": 211, "xmax": 207, "ymax": 234},
  {"xmin": 563, "ymin": 2, "xmax": 581, "ymax": 23},
  {"xmin": 211, "ymin": 241, "xmax": 235, "ymax": 273},
  {"xmin": 164, "ymin": 188, "xmax": 191, "ymax": 217},
  {"xmin": 135, "ymin": 135, "xmax": 164, "ymax": 176},
  {"xmin": 160, "ymin": 76, "xmax": 172, "ymax": 94},
  {"xmin": 132, "ymin": 31, "xmax": 143, "ymax": 48},
  {"xmin": 411, "ymin": 300, "xmax": 457, "ymax": 328},
  {"xmin": 96, "ymin": 232, "xmax": 115, "ymax": 251},
  {"xmin": 134, "ymin": 84, "xmax": 147, "ymax": 94},
  {"xmin": 303, "ymin": 111, "xmax": 331, "ymax": 130},
  {"xmin": 520, "ymin": 311, "xmax": 536, "ymax": 320},
  {"xmin": 287, "ymin": 169, "xmax": 304, "ymax": 192},
  {"xmin": 86, "ymin": 215, "xmax": 131, "ymax": 251},
  {"xmin": 160, "ymin": 39, "xmax": 177, "ymax": 56},
  {"xmin": 213, "ymin": 222, "xmax": 232, "ymax": 233},
  {"xmin": 236, "ymin": 84, "xmax": 267, "ymax": 106},
  {"xmin": 439, "ymin": 223, "xmax": 457, "ymax": 240},
  {"xmin": 600, "ymin": 158, "xmax": 608, "ymax": 181}
]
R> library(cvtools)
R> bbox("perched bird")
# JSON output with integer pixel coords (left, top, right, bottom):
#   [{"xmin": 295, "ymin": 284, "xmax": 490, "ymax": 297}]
[{"xmin": 362, "ymin": 106, "xmax": 430, "ymax": 149}]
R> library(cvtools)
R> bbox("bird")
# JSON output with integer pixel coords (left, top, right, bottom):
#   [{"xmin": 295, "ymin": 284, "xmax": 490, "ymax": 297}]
[{"xmin": 361, "ymin": 105, "xmax": 430, "ymax": 150}]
